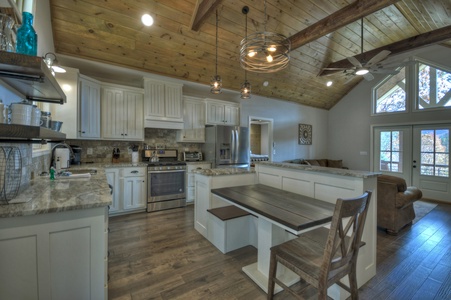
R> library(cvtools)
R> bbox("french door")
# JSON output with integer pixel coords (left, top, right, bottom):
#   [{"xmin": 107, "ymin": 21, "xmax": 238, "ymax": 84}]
[{"xmin": 374, "ymin": 125, "xmax": 450, "ymax": 202}]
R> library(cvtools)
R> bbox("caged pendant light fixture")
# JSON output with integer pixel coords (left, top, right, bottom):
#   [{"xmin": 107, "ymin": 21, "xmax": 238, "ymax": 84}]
[
  {"xmin": 240, "ymin": 0, "xmax": 290, "ymax": 73},
  {"xmin": 210, "ymin": 9, "xmax": 222, "ymax": 94},
  {"xmin": 240, "ymin": 6, "xmax": 251, "ymax": 99}
]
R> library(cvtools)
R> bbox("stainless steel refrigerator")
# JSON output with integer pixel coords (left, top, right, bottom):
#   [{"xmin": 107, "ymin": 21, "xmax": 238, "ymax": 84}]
[{"xmin": 202, "ymin": 125, "xmax": 250, "ymax": 168}]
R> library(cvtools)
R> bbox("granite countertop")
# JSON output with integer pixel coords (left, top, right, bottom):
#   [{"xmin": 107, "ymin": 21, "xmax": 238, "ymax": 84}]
[
  {"xmin": 257, "ymin": 161, "xmax": 380, "ymax": 178},
  {"xmin": 0, "ymin": 165, "xmax": 112, "ymax": 218},
  {"xmin": 103, "ymin": 162, "xmax": 148, "ymax": 168},
  {"xmin": 192, "ymin": 167, "xmax": 256, "ymax": 176}
]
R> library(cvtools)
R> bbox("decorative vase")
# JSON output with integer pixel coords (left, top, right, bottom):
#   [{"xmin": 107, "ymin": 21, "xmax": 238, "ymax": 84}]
[{"xmin": 16, "ymin": 12, "xmax": 37, "ymax": 56}]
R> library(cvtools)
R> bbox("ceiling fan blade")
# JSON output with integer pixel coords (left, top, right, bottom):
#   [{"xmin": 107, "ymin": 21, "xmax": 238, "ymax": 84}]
[
  {"xmin": 321, "ymin": 67, "xmax": 349, "ymax": 70},
  {"xmin": 365, "ymin": 50, "xmax": 391, "ymax": 67},
  {"xmin": 363, "ymin": 73, "xmax": 375, "ymax": 81},
  {"xmin": 347, "ymin": 56, "xmax": 362, "ymax": 68},
  {"xmin": 370, "ymin": 69, "xmax": 400, "ymax": 74}
]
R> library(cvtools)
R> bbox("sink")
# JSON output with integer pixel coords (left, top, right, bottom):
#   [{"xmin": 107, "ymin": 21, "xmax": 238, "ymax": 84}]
[{"xmin": 66, "ymin": 169, "xmax": 98, "ymax": 175}]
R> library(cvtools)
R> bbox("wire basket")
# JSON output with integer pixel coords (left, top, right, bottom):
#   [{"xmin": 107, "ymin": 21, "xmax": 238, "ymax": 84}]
[{"xmin": 0, "ymin": 146, "xmax": 22, "ymax": 203}]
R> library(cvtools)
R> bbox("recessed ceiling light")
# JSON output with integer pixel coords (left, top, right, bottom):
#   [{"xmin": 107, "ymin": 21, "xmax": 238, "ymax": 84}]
[
  {"xmin": 326, "ymin": 81, "xmax": 333, "ymax": 87},
  {"xmin": 141, "ymin": 14, "xmax": 154, "ymax": 26},
  {"xmin": 263, "ymin": 81, "xmax": 269, "ymax": 87}
]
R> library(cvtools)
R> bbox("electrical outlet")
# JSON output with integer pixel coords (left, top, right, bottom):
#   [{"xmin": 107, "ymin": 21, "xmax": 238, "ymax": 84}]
[{"xmin": 87, "ymin": 148, "xmax": 93, "ymax": 155}]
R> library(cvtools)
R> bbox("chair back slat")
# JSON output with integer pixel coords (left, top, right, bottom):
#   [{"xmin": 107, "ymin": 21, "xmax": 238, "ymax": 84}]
[{"xmin": 320, "ymin": 191, "xmax": 372, "ymax": 282}]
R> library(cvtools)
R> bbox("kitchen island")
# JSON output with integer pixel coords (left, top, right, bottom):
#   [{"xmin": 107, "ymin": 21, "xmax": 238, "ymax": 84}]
[
  {"xmin": 0, "ymin": 165, "xmax": 111, "ymax": 300},
  {"xmin": 253, "ymin": 162, "xmax": 379, "ymax": 298}
]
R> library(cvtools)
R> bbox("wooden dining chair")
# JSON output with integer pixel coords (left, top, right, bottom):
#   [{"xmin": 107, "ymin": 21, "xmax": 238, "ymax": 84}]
[{"xmin": 267, "ymin": 191, "xmax": 372, "ymax": 300}]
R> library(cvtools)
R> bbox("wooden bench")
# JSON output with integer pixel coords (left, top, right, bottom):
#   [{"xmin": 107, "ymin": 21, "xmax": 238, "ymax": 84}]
[{"xmin": 207, "ymin": 206, "xmax": 256, "ymax": 254}]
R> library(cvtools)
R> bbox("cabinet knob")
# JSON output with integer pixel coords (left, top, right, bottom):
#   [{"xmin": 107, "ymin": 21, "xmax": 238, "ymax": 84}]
[
  {"xmin": 124, "ymin": 133, "xmax": 128, "ymax": 136},
  {"xmin": 131, "ymin": 170, "xmax": 139, "ymax": 174}
]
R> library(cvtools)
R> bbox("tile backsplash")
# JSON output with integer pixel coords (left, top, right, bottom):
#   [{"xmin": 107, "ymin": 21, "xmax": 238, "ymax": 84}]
[{"xmin": 66, "ymin": 128, "xmax": 202, "ymax": 164}]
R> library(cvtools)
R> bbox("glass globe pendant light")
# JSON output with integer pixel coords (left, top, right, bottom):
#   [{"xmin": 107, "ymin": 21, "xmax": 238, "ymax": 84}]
[{"xmin": 240, "ymin": 6, "xmax": 251, "ymax": 99}]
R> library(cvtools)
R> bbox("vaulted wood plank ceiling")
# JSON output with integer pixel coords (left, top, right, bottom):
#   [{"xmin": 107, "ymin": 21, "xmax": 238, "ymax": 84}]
[{"xmin": 49, "ymin": 0, "xmax": 451, "ymax": 110}]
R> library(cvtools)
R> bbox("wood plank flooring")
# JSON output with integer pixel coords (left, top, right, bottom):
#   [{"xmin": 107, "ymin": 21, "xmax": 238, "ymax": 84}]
[{"xmin": 108, "ymin": 203, "xmax": 451, "ymax": 300}]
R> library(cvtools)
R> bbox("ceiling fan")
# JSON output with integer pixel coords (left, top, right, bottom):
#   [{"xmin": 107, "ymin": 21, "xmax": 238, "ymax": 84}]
[{"xmin": 323, "ymin": 18, "xmax": 393, "ymax": 81}]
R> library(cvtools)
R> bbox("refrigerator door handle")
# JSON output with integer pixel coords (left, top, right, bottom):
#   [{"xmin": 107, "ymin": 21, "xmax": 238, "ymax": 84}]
[
  {"xmin": 235, "ymin": 129, "xmax": 240, "ymax": 164},
  {"xmin": 231, "ymin": 129, "xmax": 235, "ymax": 162}
]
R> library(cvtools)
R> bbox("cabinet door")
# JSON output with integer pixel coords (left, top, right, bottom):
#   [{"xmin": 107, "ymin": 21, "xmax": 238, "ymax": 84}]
[
  {"xmin": 123, "ymin": 176, "xmax": 146, "ymax": 210},
  {"xmin": 79, "ymin": 77, "xmax": 101, "ymax": 138},
  {"xmin": 180, "ymin": 99, "xmax": 205, "ymax": 142},
  {"xmin": 53, "ymin": 68, "xmax": 79, "ymax": 139},
  {"xmin": 101, "ymin": 88, "xmax": 124, "ymax": 139},
  {"xmin": 144, "ymin": 79, "xmax": 165, "ymax": 118},
  {"xmin": 206, "ymin": 102, "xmax": 225, "ymax": 125},
  {"xmin": 165, "ymin": 83, "xmax": 183, "ymax": 120},
  {"xmin": 224, "ymin": 105, "xmax": 239, "ymax": 126},
  {"xmin": 124, "ymin": 91, "xmax": 144, "ymax": 140},
  {"xmin": 105, "ymin": 169, "xmax": 120, "ymax": 213}
]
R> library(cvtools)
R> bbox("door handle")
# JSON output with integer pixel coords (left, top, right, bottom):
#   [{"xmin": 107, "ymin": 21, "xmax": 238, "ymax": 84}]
[{"xmin": 413, "ymin": 160, "xmax": 417, "ymax": 163}]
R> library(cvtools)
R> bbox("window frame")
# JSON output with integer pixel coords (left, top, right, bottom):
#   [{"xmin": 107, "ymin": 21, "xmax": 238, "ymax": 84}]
[
  {"xmin": 371, "ymin": 65, "xmax": 410, "ymax": 116},
  {"xmin": 413, "ymin": 58, "xmax": 451, "ymax": 113}
]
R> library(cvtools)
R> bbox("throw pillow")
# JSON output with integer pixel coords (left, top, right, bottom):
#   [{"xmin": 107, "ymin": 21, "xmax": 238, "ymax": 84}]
[{"xmin": 327, "ymin": 159, "xmax": 343, "ymax": 168}]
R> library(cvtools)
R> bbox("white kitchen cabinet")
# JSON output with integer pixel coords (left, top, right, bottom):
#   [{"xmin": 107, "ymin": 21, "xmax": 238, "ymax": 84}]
[
  {"xmin": 108, "ymin": 167, "xmax": 146, "ymax": 215},
  {"xmin": 101, "ymin": 84, "xmax": 144, "ymax": 141},
  {"xmin": 52, "ymin": 67, "xmax": 79, "ymax": 139},
  {"xmin": 177, "ymin": 96, "xmax": 206, "ymax": 142},
  {"xmin": 186, "ymin": 162, "xmax": 211, "ymax": 203},
  {"xmin": 79, "ymin": 75, "xmax": 101, "ymax": 139},
  {"xmin": 122, "ymin": 168, "xmax": 147, "ymax": 210},
  {"xmin": 205, "ymin": 99, "xmax": 240, "ymax": 126},
  {"xmin": 143, "ymin": 78, "xmax": 183, "ymax": 126},
  {"xmin": 105, "ymin": 168, "xmax": 120, "ymax": 213},
  {"xmin": 0, "ymin": 207, "xmax": 107, "ymax": 300}
]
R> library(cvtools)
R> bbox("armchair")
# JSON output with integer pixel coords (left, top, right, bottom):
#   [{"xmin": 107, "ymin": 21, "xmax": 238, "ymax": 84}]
[{"xmin": 377, "ymin": 174, "xmax": 422, "ymax": 235}]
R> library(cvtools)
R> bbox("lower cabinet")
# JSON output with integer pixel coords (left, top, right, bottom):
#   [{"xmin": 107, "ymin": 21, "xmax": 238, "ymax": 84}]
[
  {"xmin": 186, "ymin": 162, "xmax": 211, "ymax": 204},
  {"xmin": 107, "ymin": 167, "xmax": 147, "ymax": 215},
  {"xmin": 0, "ymin": 207, "xmax": 107, "ymax": 300}
]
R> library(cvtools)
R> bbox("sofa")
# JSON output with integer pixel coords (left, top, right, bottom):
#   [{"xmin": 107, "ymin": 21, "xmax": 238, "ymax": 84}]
[
  {"xmin": 284, "ymin": 158, "xmax": 347, "ymax": 169},
  {"xmin": 377, "ymin": 174, "xmax": 423, "ymax": 235}
]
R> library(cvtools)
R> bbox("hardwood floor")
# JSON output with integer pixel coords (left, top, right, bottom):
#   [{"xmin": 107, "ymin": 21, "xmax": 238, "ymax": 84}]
[{"xmin": 108, "ymin": 203, "xmax": 451, "ymax": 300}]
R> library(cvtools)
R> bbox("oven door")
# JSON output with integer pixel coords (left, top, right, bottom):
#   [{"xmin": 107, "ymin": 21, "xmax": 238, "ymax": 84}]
[{"xmin": 148, "ymin": 169, "xmax": 185, "ymax": 202}]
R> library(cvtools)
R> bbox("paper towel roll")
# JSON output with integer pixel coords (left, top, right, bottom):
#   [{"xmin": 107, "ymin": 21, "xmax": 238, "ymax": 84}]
[{"xmin": 55, "ymin": 148, "xmax": 70, "ymax": 169}]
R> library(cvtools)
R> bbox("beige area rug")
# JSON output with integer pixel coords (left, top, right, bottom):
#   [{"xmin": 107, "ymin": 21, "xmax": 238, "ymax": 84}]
[{"xmin": 412, "ymin": 200, "xmax": 438, "ymax": 224}]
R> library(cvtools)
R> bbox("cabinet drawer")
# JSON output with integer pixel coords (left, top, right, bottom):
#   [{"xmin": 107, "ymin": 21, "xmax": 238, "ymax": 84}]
[{"xmin": 120, "ymin": 167, "xmax": 146, "ymax": 177}]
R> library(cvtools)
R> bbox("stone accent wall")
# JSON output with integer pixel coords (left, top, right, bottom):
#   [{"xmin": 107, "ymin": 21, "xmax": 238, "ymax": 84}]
[{"xmin": 66, "ymin": 128, "xmax": 202, "ymax": 164}]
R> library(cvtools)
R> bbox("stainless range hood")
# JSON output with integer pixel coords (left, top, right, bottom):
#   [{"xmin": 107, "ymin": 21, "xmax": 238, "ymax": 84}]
[{"xmin": 0, "ymin": 51, "xmax": 66, "ymax": 104}]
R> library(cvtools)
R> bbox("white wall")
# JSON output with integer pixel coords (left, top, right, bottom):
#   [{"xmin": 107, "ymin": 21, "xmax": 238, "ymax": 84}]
[{"xmin": 328, "ymin": 45, "xmax": 451, "ymax": 171}]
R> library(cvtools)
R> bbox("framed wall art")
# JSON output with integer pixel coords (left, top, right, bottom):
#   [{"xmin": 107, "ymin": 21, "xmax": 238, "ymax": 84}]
[{"xmin": 298, "ymin": 124, "xmax": 312, "ymax": 145}]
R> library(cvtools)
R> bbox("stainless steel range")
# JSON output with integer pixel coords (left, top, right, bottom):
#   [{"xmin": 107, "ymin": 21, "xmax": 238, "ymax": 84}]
[{"xmin": 144, "ymin": 149, "xmax": 186, "ymax": 212}]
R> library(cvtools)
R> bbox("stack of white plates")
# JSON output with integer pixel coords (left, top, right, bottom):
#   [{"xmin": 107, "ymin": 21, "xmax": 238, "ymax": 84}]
[{"xmin": 10, "ymin": 102, "xmax": 32, "ymax": 125}]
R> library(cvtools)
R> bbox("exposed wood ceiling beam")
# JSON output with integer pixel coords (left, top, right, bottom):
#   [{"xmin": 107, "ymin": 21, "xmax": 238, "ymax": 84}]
[
  {"xmin": 319, "ymin": 25, "xmax": 451, "ymax": 76},
  {"xmin": 288, "ymin": 0, "xmax": 401, "ymax": 50},
  {"xmin": 190, "ymin": 0, "xmax": 223, "ymax": 31}
]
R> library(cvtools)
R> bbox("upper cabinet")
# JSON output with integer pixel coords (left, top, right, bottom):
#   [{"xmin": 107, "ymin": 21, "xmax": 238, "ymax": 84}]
[
  {"xmin": 101, "ymin": 84, "xmax": 144, "ymax": 141},
  {"xmin": 177, "ymin": 96, "xmax": 205, "ymax": 143},
  {"xmin": 205, "ymin": 99, "xmax": 240, "ymax": 126},
  {"xmin": 143, "ymin": 78, "xmax": 183, "ymax": 129},
  {"xmin": 79, "ymin": 75, "xmax": 101, "ymax": 139}
]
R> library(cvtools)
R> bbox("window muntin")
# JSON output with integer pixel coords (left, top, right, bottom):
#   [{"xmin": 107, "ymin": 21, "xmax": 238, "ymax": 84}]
[
  {"xmin": 379, "ymin": 130, "xmax": 403, "ymax": 173},
  {"xmin": 374, "ymin": 67, "xmax": 407, "ymax": 114},
  {"xmin": 420, "ymin": 129, "xmax": 449, "ymax": 177},
  {"xmin": 418, "ymin": 63, "xmax": 451, "ymax": 110}
]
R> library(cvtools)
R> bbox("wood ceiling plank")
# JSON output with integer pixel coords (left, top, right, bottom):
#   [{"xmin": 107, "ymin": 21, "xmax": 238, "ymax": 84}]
[{"xmin": 288, "ymin": 0, "xmax": 402, "ymax": 50}]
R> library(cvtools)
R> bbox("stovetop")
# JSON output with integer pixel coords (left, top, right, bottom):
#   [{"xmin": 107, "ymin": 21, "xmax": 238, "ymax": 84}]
[{"xmin": 145, "ymin": 159, "xmax": 186, "ymax": 170}]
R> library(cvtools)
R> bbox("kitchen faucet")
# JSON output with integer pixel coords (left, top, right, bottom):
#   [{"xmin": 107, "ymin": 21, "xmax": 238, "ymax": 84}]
[{"xmin": 49, "ymin": 142, "xmax": 75, "ymax": 171}]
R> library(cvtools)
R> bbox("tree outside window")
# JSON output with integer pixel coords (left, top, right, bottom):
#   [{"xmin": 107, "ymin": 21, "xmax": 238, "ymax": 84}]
[
  {"xmin": 418, "ymin": 63, "xmax": 451, "ymax": 110},
  {"xmin": 374, "ymin": 67, "xmax": 407, "ymax": 113}
]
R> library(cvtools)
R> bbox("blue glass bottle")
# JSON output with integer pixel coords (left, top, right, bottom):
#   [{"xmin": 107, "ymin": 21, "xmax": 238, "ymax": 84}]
[{"xmin": 16, "ymin": 12, "xmax": 37, "ymax": 56}]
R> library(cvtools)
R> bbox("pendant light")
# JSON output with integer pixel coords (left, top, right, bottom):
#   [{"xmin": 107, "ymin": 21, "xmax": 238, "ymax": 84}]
[
  {"xmin": 210, "ymin": 9, "xmax": 222, "ymax": 94},
  {"xmin": 240, "ymin": 6, "xmax": 251, "ymax": 99},
  {"xmin": 240, "ymin": 0, "xmax": 290, "ymax": 73}
]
